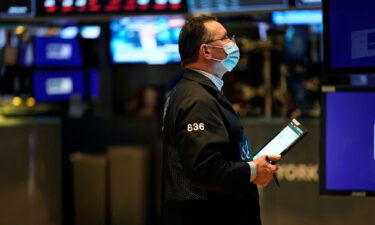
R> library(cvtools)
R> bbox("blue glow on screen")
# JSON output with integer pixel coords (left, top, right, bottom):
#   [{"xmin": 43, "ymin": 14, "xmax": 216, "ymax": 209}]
[
  {"xmin": 89, "ymin": 69, "xmax": 99, "ymax": 99},
  {"xmin": 60, "ymin": 26, "xmax": 79, "ymax": 39},
  {"xmin": 34, "ymin": 37, "xmax": 82, "ymax": 67},
  {"xmin": 325, "ymin": 92, "xmax": 375, "ymax": 191},
  {"xmin": 295, "ymin": 0, "xmax": 321, "ymax": 8},
  {"xmin": 110, "ymin": 15, "xmax": 184, "ymax": 64},
  {"xmin": 33, "ymin": 70, "xmax": 85, "ymax": 103},
  {"xmin": 329, "ymin": 0, "xmax": 375, "ymax": 69},
  {"xmin": 80, "ymin": 26, "xmax": 101, "ymax": 39},
  {"xmin": 284, "ymin": 26, "xmax": 309, "ymax": 63},
  {"xmin": 272, "ymin": 10, "xmax": 322, "ymax": 25},
  {"xmin": 188, "ymin": 0, "xmax": 288, "ymax": 13}
]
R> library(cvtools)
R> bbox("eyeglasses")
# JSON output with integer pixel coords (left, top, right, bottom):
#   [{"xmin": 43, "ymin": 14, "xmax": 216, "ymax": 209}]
[{"xmin": 205, "ymin": 35, "xmax": 235, "ymax": 44}]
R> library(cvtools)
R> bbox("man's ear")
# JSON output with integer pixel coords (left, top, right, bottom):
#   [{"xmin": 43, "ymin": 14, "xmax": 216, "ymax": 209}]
[{"xmin": 200, "ymin": 44, "xmax": 211, "ymax": 59}]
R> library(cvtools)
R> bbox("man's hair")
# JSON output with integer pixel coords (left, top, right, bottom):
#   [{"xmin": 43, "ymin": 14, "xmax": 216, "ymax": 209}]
[{"xmin": 178, "ymin": 15, "xmax": 218, "ymax": 66}]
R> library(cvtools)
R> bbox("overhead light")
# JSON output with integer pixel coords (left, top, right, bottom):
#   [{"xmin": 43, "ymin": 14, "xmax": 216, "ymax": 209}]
[
  {"xmin": 80, "ymin": 26, "xmax": 101, "ymax": 39},
  {"xmin": 60, "ymin": 26, "xmax": 78, "ymax": 39}
]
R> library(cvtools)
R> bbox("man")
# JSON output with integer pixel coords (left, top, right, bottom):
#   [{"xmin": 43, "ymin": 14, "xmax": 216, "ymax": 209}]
[{"xmin": 162, "ymin": 15, "xmax": 281, "ymax": 225}]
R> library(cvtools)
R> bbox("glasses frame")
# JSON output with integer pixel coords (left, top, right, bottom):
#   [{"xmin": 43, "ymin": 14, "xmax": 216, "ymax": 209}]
[{"xmin": 204, "ymin": 35, "xmax": 235, "ymax": 44}]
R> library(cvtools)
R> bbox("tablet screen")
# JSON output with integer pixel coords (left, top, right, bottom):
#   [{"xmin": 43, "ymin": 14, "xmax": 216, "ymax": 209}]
[{"xmin": 253, "ymin": 119, "xmax": 306, "ymax": 159}]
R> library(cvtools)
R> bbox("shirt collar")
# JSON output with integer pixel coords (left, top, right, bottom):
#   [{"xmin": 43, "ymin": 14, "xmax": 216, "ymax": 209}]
[{"xmin": 191, "ymin": 69, "xmax": 224, "ymax": 91}]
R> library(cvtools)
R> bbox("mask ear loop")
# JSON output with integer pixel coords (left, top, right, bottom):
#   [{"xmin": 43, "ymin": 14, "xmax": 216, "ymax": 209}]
[
  {"xmin": 201, "ymin": 43, "xmax": 211, "ymax": 55},
  {"xmin": 207, "ymin": 57, "xmax": 222, "ymax": 62},
  {"xmin": 201, "ymin": 44, "xmax": 222, "ymax": 62}
]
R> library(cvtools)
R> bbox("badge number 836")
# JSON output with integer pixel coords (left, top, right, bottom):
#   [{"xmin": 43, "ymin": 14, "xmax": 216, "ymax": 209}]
[{"xmin": 187, "ymin": 123, "xmax": 205, "ymax": 132}]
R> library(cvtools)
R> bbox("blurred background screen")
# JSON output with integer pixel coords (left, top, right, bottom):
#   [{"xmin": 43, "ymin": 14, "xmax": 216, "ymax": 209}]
[
  {"xmin": 188, "ymin": 0, "xmax": 288, "ymax": 13},
  {"xmin": 325, "ymin": 0, "xmax": 375, "ymax": 72},
  {"xmin": 110, "ymin": 15, "xmax": 184, "ymax": 65},
  {"xmin": 34, "ymin": 37, "xmax": 83, "ymax": 67},
  {"xmin": 41, "ymin": 0, "xmax": 186, "ymax": 14},
  {"xmin": 322, "ymin": 88, "xmax": 375, "ymax": 194},
  {"xmin": 295, "ymin": 0, "xmax": 321, "ymax": 8},
  {"xmin": 33, "ymin": 70, "xmax": 85, "ymax": 102},
  {"xmin": 0, "ymin": 0, "xmax": 35, "ymax": 17}
]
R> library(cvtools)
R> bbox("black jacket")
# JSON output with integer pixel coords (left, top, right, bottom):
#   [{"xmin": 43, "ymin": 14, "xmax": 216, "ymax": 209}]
[{"xmin": 162, "ymin": 69, "xmax": 261, "ymax": 225}]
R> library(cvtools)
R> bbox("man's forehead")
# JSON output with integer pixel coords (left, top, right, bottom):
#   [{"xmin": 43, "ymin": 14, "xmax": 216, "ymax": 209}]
[{"xmin": 204, "ymin": 20, "xmax": 226, "ymax": 37}]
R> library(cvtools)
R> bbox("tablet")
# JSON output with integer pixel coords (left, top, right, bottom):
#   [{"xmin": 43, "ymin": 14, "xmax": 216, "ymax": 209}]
[{"xmin": 253, "ymin": 119, "xmax": 308, "ymax": 161}]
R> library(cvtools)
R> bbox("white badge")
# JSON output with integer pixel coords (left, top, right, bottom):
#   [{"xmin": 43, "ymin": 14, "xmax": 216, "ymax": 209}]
[{"xmin": 187, "ymin": 123, "xmax": 205, "ymax": 132}]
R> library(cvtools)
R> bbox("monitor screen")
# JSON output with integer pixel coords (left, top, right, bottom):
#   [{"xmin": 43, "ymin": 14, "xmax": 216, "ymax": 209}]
[
  {"xmin": 188, "ymin": 0, "xmax": 288, "ymax": 13},
  {"xmin": 33, "ymin": 70, "xmax": 85, "ymax": 102},
  {"xmin": 89, "ymin": 69, "xmax": 99, "ymax": 99},
  {"xmin": 41, "ymin": 0, "xmax": 186, "ymax": 15},
  {"xmin": 283, "ymin": 26, "xmax": 310, "ymax": 63},
  {"xmin": 34, "ymin": 37, "xmax": 83, "ymax": 67},
  {"xmin": 324, "ymin": 0, "xmax": 375, "ymax": 73},
  {"xmin": 272, "ymin": 10, "xmax": 322, "ymax": 25},
  {"xmin": 110, "ymin": 15, "xmax": 184, "ymax": 64},
  {"xmin": 295, "ymin": 0, "xmax": 321, "ymax": 8},
  {"xmin": 321, "ymin": 86, "xmax": 375, "ymax": 196},
  {"xmin": 0, "ymin": 0, "xmax": 35, "ymax": 17}
]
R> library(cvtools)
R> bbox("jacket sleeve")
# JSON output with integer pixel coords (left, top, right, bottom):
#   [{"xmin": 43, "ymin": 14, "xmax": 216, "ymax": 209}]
[{"xmin": 175, "ymin": 96, "xmax": 251, "ymax": 191}]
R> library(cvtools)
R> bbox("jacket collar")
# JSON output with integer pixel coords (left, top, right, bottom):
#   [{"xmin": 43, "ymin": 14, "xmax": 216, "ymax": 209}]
[
  {"xmin": 182, "ymin": 69, "xmax": 237, "ymax": 114},
  {"xmin": 183, "ymin": 69, "xmax": 218, "ymax": 92}
]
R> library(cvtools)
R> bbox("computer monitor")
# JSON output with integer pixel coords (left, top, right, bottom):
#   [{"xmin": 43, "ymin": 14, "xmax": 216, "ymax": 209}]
[
  {"xmin": 33, "ymin": 70, "xmax": 85, "ymax": 102},
  {"xmin": 40, "ymin": 0, "xmax": 186, "ymax": 15},
  {"xmin": 89, "ymin": 69, "xmax": 99, "ymax": 99},
  {"xmin": 320, "ymin": 86, "xmax": 375, "ymax": 196},
  {"xmin": 188, "ymin": 0, "xmax": 288, "ymax": 13},
  {"xmin": 283, "ymin": 26, "xmax": 310, "ymax": 63},
  {"xmin": 323, "ymin": 0, "xmax": 375, "ymax": 73},
  {"xmin": 34, "ymin": 37, "xmax": 83, "ymax": 67},
  {"xmin": 272, "ymin": 10, "xmax": 322, "ymax": 26},
  {"xmin": 110, "ymin": 15, "xmax": 184, "ymax": 64},
  {"xmin": 0, "ymin": 0, "xmax": 35, "ymax": 17},
  {"xmin": 295, "ymin": 0, "xmax": 321, "ymax": 8}
]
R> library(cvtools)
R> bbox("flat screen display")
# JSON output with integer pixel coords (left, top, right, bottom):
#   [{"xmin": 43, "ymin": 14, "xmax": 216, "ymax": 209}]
[
  {"xmin": 110, "ymin": 15, "xmax": 184, "ymax": 64},
  {"xmin": 33, "ymin": 70, "xmax": 85, "ymax": 102},
  {"xmin": 34, "ymin": 37, "xmax": 83, "ymax": 67},
  {"xmin": 283, "ymin": 26, "xmax": 310, "ymax": 63},
  {"xmin": 41, "ymin": 0, "xmax": 186, "ymax": 15},
  {"xmin": 0, "ymin": 0, "xmax": 35, "ymax": 17},
  {"xmin": 321, "ymin": 87, "xmax": 375, "ymax": 196},
  {"xmin": 188, "ymin": 0, "xmax": 288, "ymax": 13},
  {"xmin": 272, "ymin": 10, "xmax": 322, "ymax": 25},
  {"xmin": 89, "ymin": 69, "xmax": 99, "ymax": 99},
  {"xmin": 324, "ymin": 0, "xmax": 375, "ymax": 73},
  {"xmin": 295, "ymin": 0, "xmax": 321, "ymax": 8}
]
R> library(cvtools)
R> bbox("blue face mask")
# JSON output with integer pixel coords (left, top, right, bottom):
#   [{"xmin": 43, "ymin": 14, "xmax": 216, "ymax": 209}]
[{"xmin": 207, "ymin": 41, "xmax": 240, "ymax": 72}]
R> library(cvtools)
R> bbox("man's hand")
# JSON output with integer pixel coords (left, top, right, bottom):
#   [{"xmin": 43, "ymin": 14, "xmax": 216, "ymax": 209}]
[{"xmin": 252, "ymin": 155, "xmax": 281, "ymax": 186}]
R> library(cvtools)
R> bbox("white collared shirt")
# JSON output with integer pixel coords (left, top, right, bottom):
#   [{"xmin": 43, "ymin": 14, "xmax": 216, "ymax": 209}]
[{"xmin": 191, "ymin": 69, "xmax": 224, "ymax": 91}]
